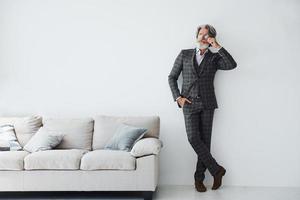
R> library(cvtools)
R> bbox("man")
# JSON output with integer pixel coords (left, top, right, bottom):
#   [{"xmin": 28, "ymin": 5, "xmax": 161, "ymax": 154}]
[{"xmin": 168, "ymin": 24, "xmax": 237, "ymax": 192}]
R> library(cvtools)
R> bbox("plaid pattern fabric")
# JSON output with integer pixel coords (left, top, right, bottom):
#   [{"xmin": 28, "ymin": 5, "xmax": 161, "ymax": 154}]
[
  {"xmin": 168, "ymin": 46, "xmax": 237, "ymax": 182},
  {"xmin": 168, "ymin": 47, "xmax": 237, "ymax": 109},
  {"xmin": 182, "ymin": 97, "xmax": 205, "ymax": 114},
  {"xmin": 0, "ymin": 125, "xmax": 22, "ymax": 151},
  {"xmin": 183, "ymin": 109, "xmax": 220, "ymax": 181}
]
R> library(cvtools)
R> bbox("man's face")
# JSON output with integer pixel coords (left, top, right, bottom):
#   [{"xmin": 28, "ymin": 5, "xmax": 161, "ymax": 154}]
[{"xmin": 197, "ymin": 28, "xmax": 209, "ymax": 45}]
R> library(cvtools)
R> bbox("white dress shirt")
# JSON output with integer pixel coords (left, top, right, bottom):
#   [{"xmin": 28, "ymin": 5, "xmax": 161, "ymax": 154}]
[{"xmin": 196, "ymin": 47, "xmax": 208, "ymax": 65}]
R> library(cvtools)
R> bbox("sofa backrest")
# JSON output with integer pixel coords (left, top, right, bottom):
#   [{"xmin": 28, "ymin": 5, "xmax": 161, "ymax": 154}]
[
  {"xmin": 42, "ymin": 117, "xmax": 94, "ymax": 150},
  {"xmin": 92, "ymin": 115, "xmax": 160, "ymax": 150},
  {"xmin": 0, "ymin": 115, "xmax": 42, "ymax": 147}
]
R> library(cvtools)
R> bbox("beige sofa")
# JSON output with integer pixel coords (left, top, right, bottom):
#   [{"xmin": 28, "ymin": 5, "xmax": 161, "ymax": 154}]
[{"xmin": 0, "ymin": 115, "xmax": 162, "ymax": 200}]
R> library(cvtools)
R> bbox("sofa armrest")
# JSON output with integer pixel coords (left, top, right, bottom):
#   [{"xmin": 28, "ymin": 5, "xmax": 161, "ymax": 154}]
[{"xmin": 130, "ymin": 137, "xmax": 163, "ymax": 157}]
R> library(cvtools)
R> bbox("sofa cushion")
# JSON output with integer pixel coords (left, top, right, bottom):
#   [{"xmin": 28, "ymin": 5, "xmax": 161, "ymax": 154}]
[
  {"xmin": 42, "ymin": 118, "xmax": 94, "ymax": 150},
  {"xmin": 80, "ymin": 149, "xmax": 136, "ymax": 170},
  {"xmin": 24, "ymin": 149, "xmax": 87, "ymax": 170},
  {"xmin": 0, "ymin": 151, "xmax": 29, "ymax": 170},
  {"xmin": 0, "ymin": 115, "xmax": 42, "ymax": 147},
  {"xmin": 93, "ymin": 115, "xmax": 160, "ymax": 150}
]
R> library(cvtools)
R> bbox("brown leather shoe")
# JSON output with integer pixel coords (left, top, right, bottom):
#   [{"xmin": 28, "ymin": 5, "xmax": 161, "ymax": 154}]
[
  {"xmin": 212, "ymin": 166, "xmax": 226, "ymax": 190},
  {"xmin": 195, "ymin": 180, "xmax": 207, "ymax": 192}
]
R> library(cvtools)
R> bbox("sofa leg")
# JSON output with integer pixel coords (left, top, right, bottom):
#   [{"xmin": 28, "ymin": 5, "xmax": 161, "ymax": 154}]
[{"xmin": 142, "ymin": 191, "xmax": 153, "ymax": 200}]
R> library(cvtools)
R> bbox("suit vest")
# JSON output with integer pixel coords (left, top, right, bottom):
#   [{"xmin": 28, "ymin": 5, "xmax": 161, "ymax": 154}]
[{"xmin": 190, "ymin": 53, "xmax": 206, "ymax": 98}]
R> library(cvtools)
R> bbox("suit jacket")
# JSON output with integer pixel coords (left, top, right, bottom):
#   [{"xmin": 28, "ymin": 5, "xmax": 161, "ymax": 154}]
[{"xmin": 168, "ymin": 47, "xmax": 237, "ymax": 110}]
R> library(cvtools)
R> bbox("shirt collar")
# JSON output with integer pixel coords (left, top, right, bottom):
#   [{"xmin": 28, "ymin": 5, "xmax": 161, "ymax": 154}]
[{"xmin": 195, "ymin": 47, "xmax": 209, "ymax": 55}]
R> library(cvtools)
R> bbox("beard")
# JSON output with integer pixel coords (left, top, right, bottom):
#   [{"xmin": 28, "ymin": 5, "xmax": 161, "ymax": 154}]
[
  {"xmin": 196, "ymin": 41, "xmax": 209, "ymax": 50},
  {"xmin": 196, "ymin": 35, "xmax": 210, "ymax": 50}
]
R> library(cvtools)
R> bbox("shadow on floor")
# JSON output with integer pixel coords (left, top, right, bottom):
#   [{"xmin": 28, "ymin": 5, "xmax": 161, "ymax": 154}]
[{"xmin": 0, "ymin": 191, "xmax": 144, "ymax": 199}]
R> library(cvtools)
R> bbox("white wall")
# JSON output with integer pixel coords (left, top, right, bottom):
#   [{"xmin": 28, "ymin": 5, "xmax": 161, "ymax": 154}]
[{"xmin": 0, "ymin": 0, "xmax": 299, "ymax": 187}]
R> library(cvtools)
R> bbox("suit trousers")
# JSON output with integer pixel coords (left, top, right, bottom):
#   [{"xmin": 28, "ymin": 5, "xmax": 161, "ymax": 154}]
[{"xmin": 183, "ymin": 101, "xmax": 220, "ymax": 181}]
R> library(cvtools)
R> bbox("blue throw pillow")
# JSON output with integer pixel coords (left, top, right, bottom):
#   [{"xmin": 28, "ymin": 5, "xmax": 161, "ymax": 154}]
[{"xmin": 104, "ymin": 123, "xmax": 148, "ymax": 151}]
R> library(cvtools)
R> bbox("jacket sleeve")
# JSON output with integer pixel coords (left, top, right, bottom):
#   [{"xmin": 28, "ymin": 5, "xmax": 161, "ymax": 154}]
[
  {"xmin": 216, "ymin": 47, "xmax": 237, "ymax": 70},
  {"xmin": 168, "ymin": 50, "xmax": 184, "ymax": 103}
]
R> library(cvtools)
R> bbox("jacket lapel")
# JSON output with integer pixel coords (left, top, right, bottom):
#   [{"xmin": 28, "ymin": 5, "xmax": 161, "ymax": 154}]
[{"xmin": 190, "ymin": 49, "xmax": 198, "ymax": 77}]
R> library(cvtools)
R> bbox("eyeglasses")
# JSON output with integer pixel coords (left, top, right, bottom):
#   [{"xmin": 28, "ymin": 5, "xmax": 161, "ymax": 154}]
[{"xmin": 203, "ymin": 34, "xmax": 209, "ymax": 40}]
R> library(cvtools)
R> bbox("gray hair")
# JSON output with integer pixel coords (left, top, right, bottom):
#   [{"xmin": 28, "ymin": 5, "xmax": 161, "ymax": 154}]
[{"xmin": 196, "ymin": 24, "xmax": 217, "ymax": 38}]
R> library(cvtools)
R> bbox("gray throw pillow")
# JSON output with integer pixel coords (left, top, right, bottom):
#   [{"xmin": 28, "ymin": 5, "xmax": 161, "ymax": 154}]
[{"xmin": 104, "ymin": 123, "xmax": 148, "ymax": 151}]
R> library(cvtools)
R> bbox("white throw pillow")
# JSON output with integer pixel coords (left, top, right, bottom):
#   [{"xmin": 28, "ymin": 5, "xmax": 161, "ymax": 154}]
[
  {"xmin": 0, "ymin": 125, "xmax": 22, "ymax": 151},
  {"xmin": 23, "ymin": 127, "xmax": 64, "ymax": 153},
  {"xmin": 130, "ymin": 137, "xmax": 163, "ymax": 157}
]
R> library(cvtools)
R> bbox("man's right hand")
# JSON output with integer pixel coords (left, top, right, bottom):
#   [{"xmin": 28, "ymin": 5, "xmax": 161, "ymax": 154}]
[{"xmin": 177, "ymin": 97, "xmax": 192, "ymax": 108}]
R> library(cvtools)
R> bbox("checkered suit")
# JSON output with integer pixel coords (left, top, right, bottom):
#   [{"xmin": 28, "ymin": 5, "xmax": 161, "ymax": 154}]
[
  {"xmin": 168, "ymin": 47, "xmax": 237, "ymax": 110},
  {"xmin": 168, "ymin": 46, "xmax": 237, "ymax": 181},
  {"xmin": 183, "ymin": 109, "xmax": 220, "ymax": 181}
]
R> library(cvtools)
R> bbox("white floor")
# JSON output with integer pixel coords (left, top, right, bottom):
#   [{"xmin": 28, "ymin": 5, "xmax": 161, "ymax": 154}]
[
  {"xmin": 0, "ymin": 185, "xmax": 299, "ymax": 200},
  {"xmin": 154, "ymin": 185, "xmax": 300, "ymax": 200}
]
